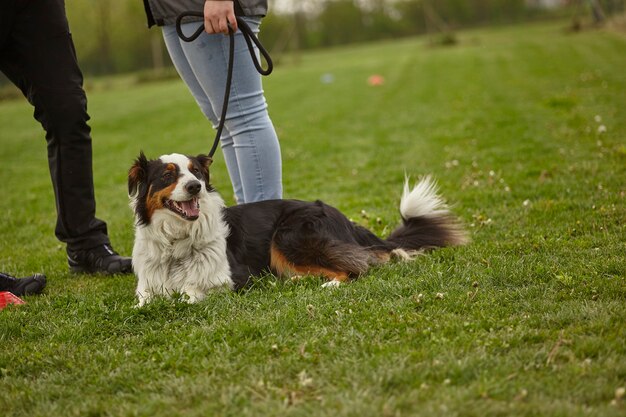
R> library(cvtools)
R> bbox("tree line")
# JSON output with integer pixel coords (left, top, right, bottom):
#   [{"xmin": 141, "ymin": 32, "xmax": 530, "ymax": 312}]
[{"xmin": 4, "ymin": 0, "xmax": 626, "ymax": 79}]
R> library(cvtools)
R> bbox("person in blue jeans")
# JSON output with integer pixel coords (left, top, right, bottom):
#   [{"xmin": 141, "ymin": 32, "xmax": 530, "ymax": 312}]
[{"xmin": 142, "ymin": 0, "xmax": 282, "ymax": 204}]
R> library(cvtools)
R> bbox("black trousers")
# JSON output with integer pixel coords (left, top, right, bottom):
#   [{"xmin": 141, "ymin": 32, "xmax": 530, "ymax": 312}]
[{"xmin": 0, "ymin": 0, "xmax": 109, "ymax": 251}]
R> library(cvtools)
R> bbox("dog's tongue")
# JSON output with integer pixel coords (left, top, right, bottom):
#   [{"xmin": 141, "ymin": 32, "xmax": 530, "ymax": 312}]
[{"xmin": 181, "ymin": 199, "xmax": 199, "ymax": 217}]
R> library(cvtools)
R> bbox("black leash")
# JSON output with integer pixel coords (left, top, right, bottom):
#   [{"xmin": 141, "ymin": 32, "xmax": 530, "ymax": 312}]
[{"xmin": 175, "ymin": 12, "xmax": 273, "ymax": 159}]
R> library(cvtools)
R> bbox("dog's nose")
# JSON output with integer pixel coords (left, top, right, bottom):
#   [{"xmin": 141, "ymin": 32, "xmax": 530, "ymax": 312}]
[{"xmin": 185, "ymin": 180, "xmax": 201, "ymax": 195}]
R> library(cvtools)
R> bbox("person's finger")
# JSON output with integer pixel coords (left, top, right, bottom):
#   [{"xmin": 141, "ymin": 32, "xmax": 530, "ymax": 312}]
[
  {"xmin": 218, "ymin": 17, "xmax": 229, "ymax": 34},
  {"xmin": 227, "ymin": 13, "xmax": 238, "ymax": 32},
  {"xmin": 204, "ymin": 17, "xmax": 218, "ymax": 34}
]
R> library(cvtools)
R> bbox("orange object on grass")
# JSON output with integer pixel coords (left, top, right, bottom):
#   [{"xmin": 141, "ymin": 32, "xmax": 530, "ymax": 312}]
[
  {"xmin": 367, "ymin": 74, "xmax": 385, "ymax": 86},
  {"xmin": 0, "ymin": 291, "xmax": 25, "ymax": 310}
]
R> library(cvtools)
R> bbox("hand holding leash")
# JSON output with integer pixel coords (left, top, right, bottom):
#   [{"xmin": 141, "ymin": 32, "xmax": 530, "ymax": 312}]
[{"xmin": 203, "ymin": 0, "xmax": 237, "ymax": 34}]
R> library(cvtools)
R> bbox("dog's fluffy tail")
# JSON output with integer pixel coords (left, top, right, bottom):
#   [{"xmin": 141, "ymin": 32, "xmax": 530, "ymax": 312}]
[{"xmin": 386, "ymin": 176, "xmax": 468, "ymax": 255}]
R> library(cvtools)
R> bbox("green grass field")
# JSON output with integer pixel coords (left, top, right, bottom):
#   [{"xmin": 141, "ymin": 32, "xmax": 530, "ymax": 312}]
[{"xmin": 1, "ymin": 21, "xmax": 625, "ymax": 416}]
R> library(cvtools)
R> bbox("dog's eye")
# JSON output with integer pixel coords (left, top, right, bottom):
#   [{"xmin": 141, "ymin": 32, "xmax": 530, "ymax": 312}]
[
  {"xmin": 191, "ymin": 167, "xmax": 202, "ymax": 177},
  {"xmin": 162, "ymin": 171, "xmax": 174, "ymax": 181}
]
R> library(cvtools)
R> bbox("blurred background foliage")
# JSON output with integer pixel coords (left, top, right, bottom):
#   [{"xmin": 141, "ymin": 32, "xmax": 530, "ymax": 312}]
[{"xmin": 0, "ymin": 0, "xmax": 624, "ymax": 88}]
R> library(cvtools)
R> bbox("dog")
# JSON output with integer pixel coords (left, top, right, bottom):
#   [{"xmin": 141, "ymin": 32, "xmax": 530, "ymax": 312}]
[{"xmin": 128, "ymin": 152, "xmax": 467, "ymax": 306}]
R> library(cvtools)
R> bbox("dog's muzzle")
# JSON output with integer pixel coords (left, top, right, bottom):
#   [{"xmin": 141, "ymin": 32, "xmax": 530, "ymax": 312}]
[{"xmin": 164, "ymin": 197, "xmax": 200, "ymax": 221}]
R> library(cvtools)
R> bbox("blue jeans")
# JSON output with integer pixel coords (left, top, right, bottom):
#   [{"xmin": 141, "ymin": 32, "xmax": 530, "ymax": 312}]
[{"xmin": 162, "ymin": 17, "xmax": 282, "ymax": 204}]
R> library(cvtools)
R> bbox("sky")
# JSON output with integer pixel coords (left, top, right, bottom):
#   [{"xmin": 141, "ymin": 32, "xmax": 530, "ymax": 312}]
[
  {"xmin": 271, "ymin": 0, "xmax": 567, "ymax": 13},
  {"xmin": 270, "ymin": 0, "xmax": 375, "ymax": 14},
  {"xmin": 272, "ymin": 0, "xmax": 298, "ymax": 13}
]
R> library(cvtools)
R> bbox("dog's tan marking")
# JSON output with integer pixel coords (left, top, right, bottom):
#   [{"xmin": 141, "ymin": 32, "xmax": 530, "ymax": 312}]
[
  {"xmin": 144, "ymin": 163, "xmax": 178, "ymax": 218},
  {"xmin": 372, "ymin": 251, "xmax": 391, "ymax": 263},
  {"xmin": 270, "ymin": 243, "xmax": 349, "ymax": 282},
  {"xmin": 145, "ymin": 182, "xmax": 177, "ymax": 219},
  {"xmin": 128, "ymin": 163, "xmax": 143, "ymax": 188}
]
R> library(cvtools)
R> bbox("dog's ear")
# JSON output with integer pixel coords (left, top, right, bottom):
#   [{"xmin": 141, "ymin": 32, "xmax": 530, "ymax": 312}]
[
  {"xmin": 128, "ymin": 151, "xmax": 149, "ymax": 196},
  {"xmin": 196, "ymin": 154, "xmax": 213, "ymax": 182}
]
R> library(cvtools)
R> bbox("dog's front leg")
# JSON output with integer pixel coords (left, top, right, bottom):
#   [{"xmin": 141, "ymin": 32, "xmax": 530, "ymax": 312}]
[
  {"xmin": 135, "ymin": 271, "xmax": 156, "ymax": 306},
  {"xmin": 136, "ymin": 289, "xmax": 152, "ymax": 307},
  {"xmin": 134, "ymin": 260, "xmax": 171, "ymax": 306},
  {"xmin": 181, "ymin": 286, "xmax": 206, "ymax": 304},
  {"xmin": 178, "ymin": 248, "xmax": 233, "ymax": 302}
]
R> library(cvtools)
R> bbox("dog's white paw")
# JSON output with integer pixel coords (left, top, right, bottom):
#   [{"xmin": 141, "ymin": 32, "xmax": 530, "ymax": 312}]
[
  {"xmin": 321, "ymin": 280, "xmax": 342, "ymax": 289},
  {"xmin": 135, "ymin": 293, "xmax": 151, "ymax": 307},
  {"xmin": 183, "ymin": 289, "xmax": 206, "ymax": 304}
]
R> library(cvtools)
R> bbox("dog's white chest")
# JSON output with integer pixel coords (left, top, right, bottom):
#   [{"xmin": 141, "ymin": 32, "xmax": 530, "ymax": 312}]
[{"xmin": 132, "ymin": 200, "xmax": 233, "ymax": 304}]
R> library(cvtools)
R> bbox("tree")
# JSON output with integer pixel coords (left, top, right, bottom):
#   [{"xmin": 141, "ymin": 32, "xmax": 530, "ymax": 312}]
[{"xmin": 589, "ymin": 0, "xmax": 607, "ymax": 23}]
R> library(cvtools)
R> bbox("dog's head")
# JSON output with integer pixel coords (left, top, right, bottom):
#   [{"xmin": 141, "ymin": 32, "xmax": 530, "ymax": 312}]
[{"xmin": 128, "ymin": 152, "xmax": 213, "ymax": 225}]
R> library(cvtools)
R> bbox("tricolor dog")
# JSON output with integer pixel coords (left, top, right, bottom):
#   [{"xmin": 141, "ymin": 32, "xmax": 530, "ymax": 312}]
[{"xmin": 128, "ymin": 152, "xmax": 467, "ymax": 306}]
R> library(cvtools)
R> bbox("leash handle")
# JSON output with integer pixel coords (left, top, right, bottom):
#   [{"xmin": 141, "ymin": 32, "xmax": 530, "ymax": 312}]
[
  {"xmin": 175, "ymin": 11, "xmax": 205, "ymax": 42},
  {"xmin": 175, "ymin": 11, "xmax": 273, "ymax": 157}
]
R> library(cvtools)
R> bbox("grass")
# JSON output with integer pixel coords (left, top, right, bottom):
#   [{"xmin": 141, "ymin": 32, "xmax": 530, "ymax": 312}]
[{"xmin": 1, "ymin": 20, "xmax": 625, "ymax": 416}]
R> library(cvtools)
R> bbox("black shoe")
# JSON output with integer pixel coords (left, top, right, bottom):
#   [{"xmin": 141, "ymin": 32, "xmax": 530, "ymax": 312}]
[
  {"xmin": 68, "ymin": 244, "xmax": 132, "ymax": 275},
  {"xmin": 0, "ymin": 272, "xmax": 47, "ymax": 296}
]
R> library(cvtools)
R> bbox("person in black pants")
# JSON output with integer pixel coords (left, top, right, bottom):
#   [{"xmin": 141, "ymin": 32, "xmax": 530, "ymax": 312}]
[
  {"xmin": 0, "ymin": 0, "xmax": 131, "ymax": 275},
  {"xmin": 0, "ymin": 272, "xmax": 46, "ymax": 297}
]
